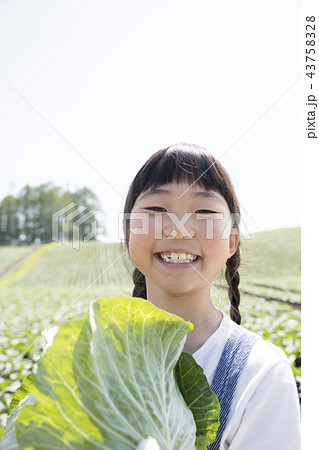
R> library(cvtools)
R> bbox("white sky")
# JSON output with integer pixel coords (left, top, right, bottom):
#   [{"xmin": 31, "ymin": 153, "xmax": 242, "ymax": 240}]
[{"xmin": 0, "ymin": 0, "xmax": 300, "ymax": 241}]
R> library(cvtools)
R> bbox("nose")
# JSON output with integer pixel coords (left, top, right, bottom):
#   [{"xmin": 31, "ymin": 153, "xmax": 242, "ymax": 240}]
[{"xmin": 162, "ymin": 212, "xmax": 195, "ymax": 239}]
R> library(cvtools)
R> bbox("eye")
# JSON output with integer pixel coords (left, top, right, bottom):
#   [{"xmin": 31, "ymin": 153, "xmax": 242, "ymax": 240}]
[
  {"xmin": 144, "ymin": 206, "xmax": 167, "ymax": 212},
  {"xmin": 195, "ymin": 209, "xmax": 219, "ymax": 214}
]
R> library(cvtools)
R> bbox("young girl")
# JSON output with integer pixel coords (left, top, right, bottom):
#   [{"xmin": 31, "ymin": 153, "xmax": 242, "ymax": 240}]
[{"xmin": 123, "ymin": 142, "xmax": 301, "ymax": 450}]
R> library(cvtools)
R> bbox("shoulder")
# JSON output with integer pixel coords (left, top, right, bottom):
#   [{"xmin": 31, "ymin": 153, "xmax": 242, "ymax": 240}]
[
  {"xmin": 223, "ymin": 327, "xmax": 301, "ymax": 449},
  {"xmin": 230, "ymin": 323, "xmax": 294, "ymax": 388},
  {"xmin": 233, "ymin": 326, "xmax": 299, "ymax": 411},
  {"xmin": 219, "ymin": 319, "xmax": 298, "ymax": 402},
  {"xmin": 216, "ymin": 311, "xmax": 291, "ymax": 371},
  {"xmin": 244, "ymin": 328, "xmax": 291, "ymax": 376},
  {"xmin": 220, "ymin": 311, "xmax": 290, "ymax": 372}
]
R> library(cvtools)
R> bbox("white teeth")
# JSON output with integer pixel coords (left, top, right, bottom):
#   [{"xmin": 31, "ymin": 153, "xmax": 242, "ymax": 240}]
[{"xmin": 158, "ymin": 252, "xmax": 197, "ymax": 263}]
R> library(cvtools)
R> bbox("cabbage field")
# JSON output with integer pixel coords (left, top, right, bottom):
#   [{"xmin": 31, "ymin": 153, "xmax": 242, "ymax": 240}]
[{"xmin": 0, "ymin": 228, "xmax": 301, "ymax": 438}]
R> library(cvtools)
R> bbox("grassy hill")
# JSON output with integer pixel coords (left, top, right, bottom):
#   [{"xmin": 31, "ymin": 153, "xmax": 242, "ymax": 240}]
[
  {"xmin": 0, "ymin": 246, "xmax": 36, "ymax": 281},
  {"xmin": 240, "ymin": 227, "xmax": 300, "ymax": 287},
  {"xmin": 2, "ymin": 241, "xmax": 133, "ymax": 288}
]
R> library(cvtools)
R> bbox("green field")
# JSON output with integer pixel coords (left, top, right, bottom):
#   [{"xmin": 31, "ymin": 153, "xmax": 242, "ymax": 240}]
[{"xmin": 0, "ymin": 227, "xmax": 301, "ymax": 435}]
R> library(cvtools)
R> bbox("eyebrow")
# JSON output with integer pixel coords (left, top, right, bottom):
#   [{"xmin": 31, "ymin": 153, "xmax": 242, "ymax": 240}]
[{"xmin": 139, "ymin": 188, "xmax": 225, "ymax": 204}]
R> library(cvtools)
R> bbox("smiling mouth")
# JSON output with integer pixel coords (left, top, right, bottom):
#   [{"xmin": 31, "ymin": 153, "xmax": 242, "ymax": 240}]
[{"xmin": 155, "ymin": 252, "xmax": 200, "ymax": 263}]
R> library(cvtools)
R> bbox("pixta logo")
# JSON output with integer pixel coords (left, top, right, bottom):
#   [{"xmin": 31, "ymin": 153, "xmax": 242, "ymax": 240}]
[
  {"xmin": 52, "ymin": 203, "xmax": 98, "ymax": 249},
  {"xmin": 118, "ymin": 212, "xmax": 251, "ymax": 240}
]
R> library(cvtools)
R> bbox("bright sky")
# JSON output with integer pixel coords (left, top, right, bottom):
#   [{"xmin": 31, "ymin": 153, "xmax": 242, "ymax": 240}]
[{"xmin": 0, "ymin": 0, "xmax": 300, "ymax": 241}]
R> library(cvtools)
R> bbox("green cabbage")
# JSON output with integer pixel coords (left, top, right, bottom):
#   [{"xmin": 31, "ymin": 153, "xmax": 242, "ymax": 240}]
[{"xmin": 1, "ymin": 296, "xmax": 220, "ymax": 449}]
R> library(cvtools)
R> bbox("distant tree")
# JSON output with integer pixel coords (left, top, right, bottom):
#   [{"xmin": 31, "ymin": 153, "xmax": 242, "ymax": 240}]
[
  {"xmin": 0, "ymin": 195, "xmax": 19, "ymax": 245},
  {"xmin": 0, "ymin": 183, "xmax": 106, "ymax": 245}
]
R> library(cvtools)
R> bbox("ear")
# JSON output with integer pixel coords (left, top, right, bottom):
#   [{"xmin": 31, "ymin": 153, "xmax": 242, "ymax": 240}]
[{"xmin": 228, "ymin": 228, "xmax": 240, "ymax": 258}]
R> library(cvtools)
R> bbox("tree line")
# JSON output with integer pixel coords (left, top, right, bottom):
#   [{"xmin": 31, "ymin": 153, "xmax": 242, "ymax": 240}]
[{"xmin": 0, "ymin": 183, "xmax": 105, "ymax": 245}]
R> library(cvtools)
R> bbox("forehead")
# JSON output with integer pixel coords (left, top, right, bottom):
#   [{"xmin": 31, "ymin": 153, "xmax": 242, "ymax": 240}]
[{"xmin": 137, "ymin": 182, "xmax": 227, "ymax": 205}]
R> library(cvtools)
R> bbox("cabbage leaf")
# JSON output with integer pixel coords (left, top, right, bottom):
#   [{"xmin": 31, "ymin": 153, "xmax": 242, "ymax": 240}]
[{"xmin": 1, "ymin": 296, "xmax": 220, "ymax": 449}]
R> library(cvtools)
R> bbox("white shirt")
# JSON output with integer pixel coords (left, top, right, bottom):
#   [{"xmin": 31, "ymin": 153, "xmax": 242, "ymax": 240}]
[{"xmin": 192, "ymin": 309, "xmax": 301, "ymax": 450}]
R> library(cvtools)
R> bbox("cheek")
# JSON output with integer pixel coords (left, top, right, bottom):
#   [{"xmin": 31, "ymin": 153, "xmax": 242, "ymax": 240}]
[
  {"xmin": 203, "ymin": 218, "xmax": 232, "ymax": 260},
  {"xmin": 128, "ymin": 239, "xmax": 145, "ymax": 274},
  {"xmin": 202, "ymin": 216, "xmax": 232, "ymax": 241},
  {"xmin": 214, "ymin": 216, "xmax": 232, "ymax": 238},
  {"xmin": 128, "ymin": 233, "xmax": 147, "ymax": 255},
  {"xmin": 127, "ymin": 226, "xmax": 153, "ymax": 270},
  {"xmin": 128, "ymin": 214, "xmax": 158, "ymax": 248},
  {"xmin": 129, "ymin": 212, "xmax": 151, "ymax": 236}
]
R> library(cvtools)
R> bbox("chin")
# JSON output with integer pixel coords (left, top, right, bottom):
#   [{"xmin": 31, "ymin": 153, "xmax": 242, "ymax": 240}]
[{"xmin": 164, "ymin": 283, "xmax": 195, "ymax": 296}]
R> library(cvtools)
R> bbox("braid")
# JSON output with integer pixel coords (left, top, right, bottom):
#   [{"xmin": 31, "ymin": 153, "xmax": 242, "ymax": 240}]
[
  {"xmin": 225, "ymin": 243, "xmax": 241, "ymax": 325},
  {"xmin": 132, "ymin": 267, "xmax": 147, "ymax": 299}
]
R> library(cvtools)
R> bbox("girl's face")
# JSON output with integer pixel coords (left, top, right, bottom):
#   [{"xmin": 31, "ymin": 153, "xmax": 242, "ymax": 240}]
[{"xmin": 126, "ymin": 182, "xmax": 239, "ymax": 296}]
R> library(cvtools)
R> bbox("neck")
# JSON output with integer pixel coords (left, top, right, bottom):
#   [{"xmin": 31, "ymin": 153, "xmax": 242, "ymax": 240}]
[{"xmin": 145, "ymin": 283, "xmax": 222, "ymax": 354}]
